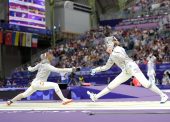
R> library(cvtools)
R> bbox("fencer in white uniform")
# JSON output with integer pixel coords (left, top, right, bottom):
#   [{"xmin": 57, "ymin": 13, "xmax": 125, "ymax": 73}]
[
  {"xmin": 87, "ymin": 36, "xmax": 168, "ymax": 103},
  {"xmin": 7, "ymin": 51, "xmax": 80, "ymax": 105},
  {"xmin": 147, "ymin": 54, "xmax": 156, "ymax": 84}
]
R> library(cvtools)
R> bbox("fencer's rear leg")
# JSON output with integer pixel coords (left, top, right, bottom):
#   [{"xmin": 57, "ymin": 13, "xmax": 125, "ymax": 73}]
[
  {"xmin": 6, "ymin": 86, "xmax": 36, "ymax": 106},
  {"xmin": 53, "ymin": 84, "xmax": 73, "ymax": 105}
]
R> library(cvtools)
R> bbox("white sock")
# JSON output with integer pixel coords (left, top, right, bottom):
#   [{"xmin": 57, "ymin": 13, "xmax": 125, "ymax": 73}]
[
  {"xmin": 11, "ymin": 94, "xmax": 24, "ymax": 102},
  {"xmin": 149, "ymin": 84, "xmax": 164, "ymax": 97},
  {"xmin": 96, "ymin": 87, "xmax": 111, "ymax": 99},
  {"xmin": 96, "ymin": 79, "xmax": 123, "ymax": 99},
  {"xmin": 55, "ymin": 88, "xmax": 66, "ymax": 101}
]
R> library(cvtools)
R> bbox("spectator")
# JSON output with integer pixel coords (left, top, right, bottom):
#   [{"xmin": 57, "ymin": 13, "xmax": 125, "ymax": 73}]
[
  {"xmin": 0, "ymin": 79, "xmax": 4, "ymax": 87},
  {"xmin": 60, "ymin": 72, "xmax": 69, "ymax": 84},
  {"xmin": 162, "ymin": 70, "xmax": 170, "ymax": 85}
]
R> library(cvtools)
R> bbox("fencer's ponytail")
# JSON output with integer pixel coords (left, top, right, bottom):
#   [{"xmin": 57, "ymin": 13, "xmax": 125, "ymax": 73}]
[
  {"xmin": 40, "ymin": 53, "xmax": 47, "ymax": 60},
  {"xmin": 112, "ymin": 36, "xmax": 120, "ymax": 46},
  {"xmin": 113, "ymin": 40, "xmax": 120, "ymax": 46}
]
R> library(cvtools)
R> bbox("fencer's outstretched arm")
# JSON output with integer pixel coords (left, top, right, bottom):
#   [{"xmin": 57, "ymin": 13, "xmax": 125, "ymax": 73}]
[
  {"xmin": 28, "ymin": 64, "xmax": 40, "ymax": 72},
  {"xmin": 46, "ymin": 64, "xmax": 73, "ymax": 73},
  {"xmin": 93, "ymin": 56, "xmax": 114, "ymax": 73}
]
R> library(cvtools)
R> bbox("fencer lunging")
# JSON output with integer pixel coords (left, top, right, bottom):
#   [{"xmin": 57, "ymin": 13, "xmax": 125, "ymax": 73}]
[
  {"xmin": 87, "ymin": 36, "xmax": 168, "ymax": 103},
  {"xmin": 7, "ymin": 51, "xmax": 80, "ymax": 105}
]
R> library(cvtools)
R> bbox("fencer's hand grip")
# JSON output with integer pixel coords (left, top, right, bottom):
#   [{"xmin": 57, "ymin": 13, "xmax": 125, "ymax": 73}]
[
  {"xmin": 27, "ymin": 66, "xmax": 32, "ymax": 71},
  {"xmin": 90, "ymin": 69, "xmax": 96, "ymax": 76}
]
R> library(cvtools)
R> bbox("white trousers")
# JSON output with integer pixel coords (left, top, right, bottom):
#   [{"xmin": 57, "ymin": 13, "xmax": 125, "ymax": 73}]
[
  {"xmin": 22, "ymin": 80, "xmax": 60, "ymax": 98},
  {"xmin": 108, "ymin": 62, "xmax": 151, "ymax": 90},
  {"xmin": 95, "ymin": 61, "xmax": 164, "ymax": 100}
]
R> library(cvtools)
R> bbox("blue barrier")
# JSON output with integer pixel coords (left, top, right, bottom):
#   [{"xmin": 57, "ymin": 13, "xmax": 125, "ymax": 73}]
[{"xmin": 9, "ymin": 63, "xmax": 170, "ymax": 85}]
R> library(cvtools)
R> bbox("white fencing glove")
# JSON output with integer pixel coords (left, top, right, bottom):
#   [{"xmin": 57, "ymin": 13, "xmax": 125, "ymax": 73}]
[
  {"xmin": 91, "ymin": 69, "xmax": 96, "ymax": 76},
  {"xmin": 27, "ymin": 66, "xmax": 32, "ymax": 71}
]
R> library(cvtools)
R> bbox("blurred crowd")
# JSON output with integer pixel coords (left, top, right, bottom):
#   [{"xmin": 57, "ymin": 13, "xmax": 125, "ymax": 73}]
[
  {"xmin": 125, "ymin": 0, "xmax": 170, "ymax": 17},
  {"xmin": 116, "ymin": 28, "xmax": 170, "ymax": 64},
  {"xmin": 50, "ymin": 26, "xmax": 170, "ymax": 68},
  {"xmin": 52, "ymin": 26, "xmax": 109, "ymax": 68}
]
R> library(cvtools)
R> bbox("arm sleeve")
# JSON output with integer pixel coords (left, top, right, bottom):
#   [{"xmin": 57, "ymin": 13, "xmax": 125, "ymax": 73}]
[
  {"xmin": 28, "ymin": 64, "xmax": 39, "ymax": 72},
  {"xmin": 46, "ymin": 64, "xmax": 73, "ymax": 73},
  {"xmin": 93, "ymin": 56, "xmax": 114, "ymax": 73}
]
